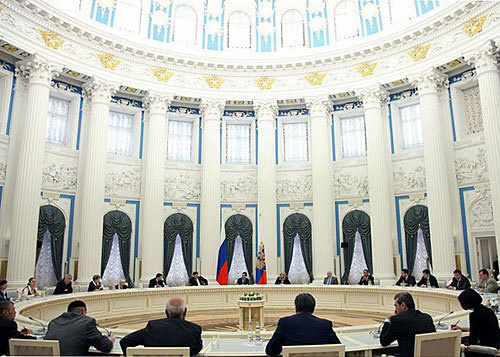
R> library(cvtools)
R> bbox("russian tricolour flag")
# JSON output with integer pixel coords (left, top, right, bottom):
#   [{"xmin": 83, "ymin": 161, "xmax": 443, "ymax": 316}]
[
  {"xmin": 216, "ymin": 225, "xmax": 228, "ymax": 285},
  {"xmin": 256, "ymin": 242, "xmax": 267, "ymax": 284}
]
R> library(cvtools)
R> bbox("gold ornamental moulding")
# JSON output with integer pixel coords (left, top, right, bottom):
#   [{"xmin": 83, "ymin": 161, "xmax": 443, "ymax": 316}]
[
  {"xmin": 355, "ymin": 62, "xmax": 378, "ymax": 77},
  {"xmin": 462, "ymin": 15, "xmax": 487, "ymax": 37},
  {"xmin": 255, "ymin": 76, "xmax": 276, "ymax": 90},
  {"xmin": 151, "ymin": 67, "xmax": 174, "ymax": 82},
  {"xmin": 39, "ymin": 29, "xmax": 64, "ymax": 50},
  {"xmin": 204, "ymin": 74, "xmax": 225, "ymax": 89},
  {"xmin": 97, "ymin": 53, "xmax": 121, "ymax": 70},
  {"xmin": 304, "ymin": 72, "xmax": 327, "ymax": 86},
  {"xmin": 408, "ymin": 43, "xmax": 431, "ymax": 62}
]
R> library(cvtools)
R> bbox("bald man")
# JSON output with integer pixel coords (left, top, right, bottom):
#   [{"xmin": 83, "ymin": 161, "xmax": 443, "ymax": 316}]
[{"xmin": 120, "ymin": 297, "xmax": 202, "ymax": 356}]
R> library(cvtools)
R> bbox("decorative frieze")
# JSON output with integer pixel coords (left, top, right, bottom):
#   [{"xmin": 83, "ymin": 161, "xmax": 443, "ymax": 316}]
[
  {"xmin": 42, "ymin": 162, "xmax": 78, "ymax": 191},
  {"xmin": 332, "ymin": 171, "xmax": 369, "ymax": 198},
  {"xmin": 393, "ymin": 165, "xmax": 426, "ymax": 192},
  {"xmin": 276, "ymin": 173, "xmax": 312, "ymax": 202},
  {"xmin": 455, "ymin": 147, "xmax": 489, "ymax": 185},
  {"xmin": 164, "ymin": 172, "xmax": 201, "ymax": 201},
  {"xmin": 221, "ymin": 174, "xmax": 257, "ymax": 202},
  {"xmin": 105, "ymin": 166, "xmax": 141, "ymax": 197}
]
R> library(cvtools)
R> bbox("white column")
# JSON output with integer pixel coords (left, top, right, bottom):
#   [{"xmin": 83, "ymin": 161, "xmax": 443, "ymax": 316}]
[
  {"xmin": 199, "ymin": 99, "xmax": 225, "ymax": 280},
  {"xmin": 468, "ymin": 41, "xmax": 500, "ymax": 265},
  {"xmin": 140, "ymin": 93, "xmax": 171, "ymax": 281},
  {"xmin": 357, "ymin": 87, "xmax": 396, "ymax": 284},
  {"xmin": 254, "ymin": 101, "xmax": 278, "ymax": 279},
  {"xmin": 306, "ymin": 96, "xmax": 336, "ymax": 281},
  {"xmin": 412, "ymin": 68, "xmax": 455, "ymax": 281},
  {"xmin": 77, "ymin": 78, "xmax": 116, "ymax": 284},
  {"xmin": 6, "ymin": 55, "xmax": 59, "ymax": 285}
]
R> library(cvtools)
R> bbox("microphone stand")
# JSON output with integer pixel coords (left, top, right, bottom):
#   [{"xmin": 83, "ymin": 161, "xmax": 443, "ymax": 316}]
[
  {"xmin": 435, "ymin": 311, "xmax": 454, "ymax": 330},
  {"xmin": 369, "ymin": 323, "xmax": 384, "ymax": 338},
  {"xmin": 28, "ymin": 316, "xmax": 46, "ymax": 335}
]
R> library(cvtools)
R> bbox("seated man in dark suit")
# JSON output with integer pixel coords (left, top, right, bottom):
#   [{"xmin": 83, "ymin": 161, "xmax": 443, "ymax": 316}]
[
  {"xmin": 53, "ymin": 274, "xmax": 73, "ymax": 295},
  {"xmin": 44, "ymin": 300, "xmax": 113, "ymax": 356},
  {"xmin": 120, "ymin": 297, "xmax": 202, "ymax": 356},
  {"xmin": 188, "ymin": 271, "xmax": 208, "ymax": 286},
  {"xmin": 380, "ymin": 292, "xmax": 435, "ymax": 357},
  {"xmin": 0, "ymin": 301, "xmax": 35, "ymax": 355},
  {"xmin": 395, "ymin": 269, "xmax": 416, "ymax": 287},
  {"xmin": 0, "ymin": 280, "xmax": 13, "ymax": 302},
  {"xmin": 149, "ymin": 273, "xmax": 165, "ymax": 288},
  {"xmin": 446, "ymin": 269, "xmax": 471, "ymax": 290},
  {"xmin": 237, "ymin": 272, "xmax": 251, "ymax": 285},
  {"xmin": 88, "ymin": 274, "xmax": 104, "ymax": 292},
  {"xmin": 323, "ymin": 271, "xmax": 338, "ymax": 285},
  {"xmin": 265, "ymin": 293, "xmax": 341, "ymax": 356},
  {"xmin": 358, "ymin": 269, "xmax": 375, "ymax": 285},
  {"xmin": 417, "ymin": 269, "xmax": 439, "ymax": 288}
]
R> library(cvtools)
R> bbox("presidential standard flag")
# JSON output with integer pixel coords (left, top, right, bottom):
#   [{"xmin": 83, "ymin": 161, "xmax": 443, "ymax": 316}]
[{"xmin": 256, "ymin": 242, "xmax": 267, "ymax": 284}]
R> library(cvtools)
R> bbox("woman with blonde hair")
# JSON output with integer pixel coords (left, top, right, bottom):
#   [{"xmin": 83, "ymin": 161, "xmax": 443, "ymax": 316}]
[{"xmin": 275, "ymin": 272, "xmax": 291, "ymax": 285}]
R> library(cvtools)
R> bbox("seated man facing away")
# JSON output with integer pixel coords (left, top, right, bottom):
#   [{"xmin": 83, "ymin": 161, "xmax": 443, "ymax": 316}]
[
  {"xmin": 188, "ymin": 271, "xmax": 208, "ymax": 286},
  {"xmin": 358, "ymin": 269, "xmax": 375, "ymax": 285},
  {"xmin": 0, "ymin": 301, "xmax": 35, "ymax": 355},
  {"xmin": 237, "ymin": 272, "xmax": 251, "ymax": 285},
  {"xmin": 380, "ymin": 292, "xmax": 435, "ymax": 357},
  {"xmin": 323, "ymin": 271, "xmax": 338, "ymax": 285},
  {"xmin": 446, "ymin": 269, "xmax": 471, "ymax": 290},
  {"xmin": 477, "ymin": 269, "xmax": 498, "ymax": 294},
  {"xmin": 265, "ymin": 293, "xmax": 341, "ymax": 357},
  {"xmin": 88, "ymin": 274, "xmax": 104, "ymax": 292},
  {"xmin": 395, "ymin": 269, "xmax": 416, "ymax": 287},
  {"xmin": 120, "ymin": 297, "xmax": 202, "ymax": 356},
  {"xmin": 44, "ymin": 300, "xmax": 114, "ymax": 356},
  {"xmin": 149, "ymin": 273, "xmax": 165, "ymax": 288},
  {"xmin": 417, "ymin": 269, "xmax": 439, "ymax": 288},
  {"xmin": 53, "ymin": 274, "xmax": 73, "ymax": 295}
]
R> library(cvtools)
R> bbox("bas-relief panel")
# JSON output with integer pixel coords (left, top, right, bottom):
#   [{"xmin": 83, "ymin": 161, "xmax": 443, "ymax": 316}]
[
  {"xmin": 276, "ymin": 171, "xmax": 312, "ymax": 202},
  {"xmin": 332, "ymin": 166, "xmax": 368, "ymax": 199},
  {"xmin": 468, "ymin": 188, "xmax": 494, "ymax": 230},
  {"xmin": 164, "ymin": 169, "xmax": 201, "ymax": 202},
  {"xmin": 392, "ymin": 156, "xmax": 426, "ymax": 194},
  {"xmin": 105, "ymin": 163, "xmax": 141, "ymax": 199},
  {"xmin": 455, "ymin": 146, "xmax": 488, "ymax": 186},
  {"xmin": 42, "ymin": 153, "xmax": 78, "ymax": 192},
  {"xmin": 220, "ymin": 171, "xmax": 257, "ymax": 202}
]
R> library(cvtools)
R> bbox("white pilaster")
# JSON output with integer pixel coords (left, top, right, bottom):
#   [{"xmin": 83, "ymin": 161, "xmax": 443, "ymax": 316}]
[
  {"xmin": 6, "ymin": 55, "xmax": 59, "ymax": 286},
  {"xmin": 468, "ymin": 41, "xmax": 500, "ymax": 266},
  {"xmin": 140, "ymin": 93, "xmax": 172, "ymax": 281},
  {"xmin": 411, "ymin": 68, "xmax": 455, "ymax": 281},
  {"xmin": 254, "ymin": 100, "xmax": 278, "ymax": 279},
  {"xmin": 356, "ymin": 86, "xmax": 396, "ymax": 284},
  {"xmin": 199, "ymin": 99, "xmax": 225, "ymax": 280},
  {"xmin": 306, "ymin": 96, "xmax": 336, "ymax": 281},
  {"xmin": 77, "ymin": 78, "xmax": 116, "ymax": 284}
]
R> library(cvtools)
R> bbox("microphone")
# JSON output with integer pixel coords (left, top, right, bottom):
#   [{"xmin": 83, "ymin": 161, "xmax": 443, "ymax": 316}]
[
  {"xmin": 97, "ymin": 324, "xmax": 112, "ymax": 337},
  {"xmin": 28, "ymin": 316, "xmax": 45, "ymax": 334},
  {"xmin": 369, "ymin": 323, "xmax": 384, "ymax": 338},
  {"xmin": 435, "ymin": 311, "xmax": 454, "ymax": 330}
]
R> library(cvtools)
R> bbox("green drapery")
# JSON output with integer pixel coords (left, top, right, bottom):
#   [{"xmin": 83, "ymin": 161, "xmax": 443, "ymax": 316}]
[
  {"xmin": 225, "ymin": 214, "xmax": 254, "ymax": 283},
  {"xmin": 341, "ymin": 210, "xmax": 372, "ymax": 284},
  {"xmin": 101, "ymin": 210, "xmax": 133, "ymax": 285},
  {"xmin": 164, "ymin": 213, "xmax": 194, "ymax": 277},
  {"xmin": 404, "ymin": 205, "xmax": 432, "ymax": 275},
  {"xmin": 36, "ymin": 205, "xmax": 66, "ymax": 281},
  {"xmin": 283, "ymin": 213, "xmax": 313, "ymax": 282}
]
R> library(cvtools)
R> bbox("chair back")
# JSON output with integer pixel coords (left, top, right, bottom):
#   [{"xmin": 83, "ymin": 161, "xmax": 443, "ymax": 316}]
[
  {"xmin": 414, "ymin": 330, "xmax": 461, "ymax": 357},
  {"xmin": 282, "ymin": 344, "xmax": 345, "ymax": 357},
  {"xmin": 127, "ymin": 346, "xmax": 190, "ymax": 356},
  {"xmin": 9, "ymin": 339, "xmax": 59, "ymax": 356}
]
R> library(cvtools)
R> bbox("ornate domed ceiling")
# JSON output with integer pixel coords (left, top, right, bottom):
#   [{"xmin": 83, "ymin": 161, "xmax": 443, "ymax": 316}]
[{"xmin": 51, "ymin": 0, "xmax": 450, "ymax": 55}]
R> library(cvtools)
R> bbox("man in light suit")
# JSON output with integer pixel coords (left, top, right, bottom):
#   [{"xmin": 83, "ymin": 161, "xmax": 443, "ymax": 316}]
[
  {"xmin": 265, "ymin": 293, "xmax": 341, "ymax": 356},
  {"xmin": 477, "ymin": 269, "xmax": 498, "ymax": 293},
  {"xmin": 323, "ymin": 271, "xmax": 338, "ymax": 285}
]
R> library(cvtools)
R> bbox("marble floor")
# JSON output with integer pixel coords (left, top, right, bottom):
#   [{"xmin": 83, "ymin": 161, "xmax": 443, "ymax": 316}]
[{"xmin": 103, "ymin": 308, "xmax": 387, "ymax": 332}]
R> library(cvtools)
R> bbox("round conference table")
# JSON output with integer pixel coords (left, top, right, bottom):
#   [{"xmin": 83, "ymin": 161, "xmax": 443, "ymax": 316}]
[{"xmin": 14, "ymin": 285, "xmax": 474, "ymax": 356}]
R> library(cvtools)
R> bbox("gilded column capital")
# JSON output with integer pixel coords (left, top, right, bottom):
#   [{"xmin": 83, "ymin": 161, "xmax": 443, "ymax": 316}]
[
  {"xmin": 355, "ymin": 86, "xmax": 388, "ymax": 109},
  {"xmin": 143, "ymin": 92, "xmax": 173, "ymax": 115},
  {"xmin": 253, "ymin": 100, "xmax": 278, "ymax": 122},
  {"xmin": 200, "ymin": 98, "xmax": 225, "ymax": 121},
  {"xmin": 466, "ymin": 40, "xmax": 499, "ymax": 76},
  {"xmin": 15, "ymin": 54, "xmax": 61, "ymax": 88},
  {"xmin": 305, "ymin": 95, "xmax": 332, "ymax": 118},
  {"xmin": 82, "ymin": 78, "xmax": 117, "ymax": 104},
  {"xmin": 410, "ymin": 68, "xmax": 448, "ymax": 96}
]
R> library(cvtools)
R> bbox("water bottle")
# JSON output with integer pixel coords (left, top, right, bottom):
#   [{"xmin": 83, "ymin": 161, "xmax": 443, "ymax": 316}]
[
  {"xmin": 215, "ymin": 333, "xmax": 220, "ymax": 349},
  {"xmin": 247, "ymin": 321, "xmax": 253, "ymax": 343},
  {"xmin": 254, "ymin": 325, "xmax": 262, "ymax": 346}
]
